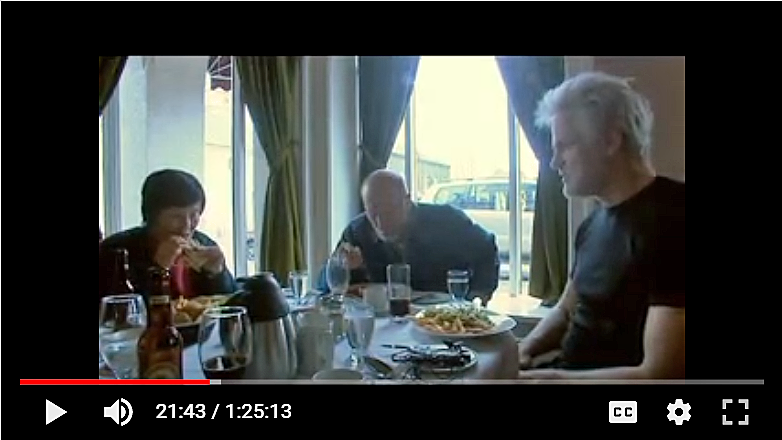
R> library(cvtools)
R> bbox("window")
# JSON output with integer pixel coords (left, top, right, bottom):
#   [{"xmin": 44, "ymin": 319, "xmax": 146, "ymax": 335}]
[
  {"xmin": 393, "ymin": 56, "xmax": 541, "ymax": 315},
  {"xmin": 99, "ymin": 116, "xmax": 104, "ymax": 232},
  {"xmin": 202, "ymin": 60, "xmax": 235, "ymax": 274},
  {"xmin": 244, "ymin": 105, "xmax": 258, "ymax": 277}
]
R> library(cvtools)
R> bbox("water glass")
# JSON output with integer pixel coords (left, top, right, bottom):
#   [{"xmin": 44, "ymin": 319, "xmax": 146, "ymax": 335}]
[
  {"xmin": 326, "ymin": 252, "xmax": 350, "ymax": 299},
  {"xmin": 387, "ymin": 263, "xmax": 411, "ymax": 323},
  {"xmin": 447, "ymin": 269, "xmax": 470, "ymax": 303},
  {"xmin": 288, "ymin": 270, "xmax": 309, "ymax": 305},
  {"xmin": 99, "ymin": 294, "xmax": 148, "ymax": 379},
  {"xmin": 344, "ymin": 301, "xmax": 375, "ymax": 370}
]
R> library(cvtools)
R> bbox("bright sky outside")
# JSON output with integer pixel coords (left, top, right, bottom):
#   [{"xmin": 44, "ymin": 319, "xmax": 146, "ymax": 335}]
[{"xmin": 413, "ymin": 56, "xmax": 539, "ymax": 181}]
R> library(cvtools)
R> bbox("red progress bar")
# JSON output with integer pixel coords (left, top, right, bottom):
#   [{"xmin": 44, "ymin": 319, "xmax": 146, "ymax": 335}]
[{"xmin": 21, "ymin": 379, "xmax": 212, "ymax": 385}]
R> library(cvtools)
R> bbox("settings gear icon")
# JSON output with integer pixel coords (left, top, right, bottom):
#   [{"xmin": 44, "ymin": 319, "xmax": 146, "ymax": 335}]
[{"xmin": 667, "ymin": 399, "xmax": 691, "ymax": 425}]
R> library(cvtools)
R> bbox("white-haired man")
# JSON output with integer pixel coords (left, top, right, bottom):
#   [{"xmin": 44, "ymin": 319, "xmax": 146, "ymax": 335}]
[{"xmin": 517, "ymin": 71, "xmax": 685, "ymax": 380}]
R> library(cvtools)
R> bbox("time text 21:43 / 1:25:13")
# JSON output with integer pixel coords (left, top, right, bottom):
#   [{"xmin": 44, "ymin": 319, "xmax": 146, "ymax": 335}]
[{"xmin": 156, "ymin": 404, "xmax": 292, "ymax": 419}]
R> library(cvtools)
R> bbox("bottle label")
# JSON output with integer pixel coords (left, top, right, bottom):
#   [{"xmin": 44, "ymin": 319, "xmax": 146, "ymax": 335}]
[{"xmin": 143, "ymin": 361, "xmax": 181, "ymax": 379}]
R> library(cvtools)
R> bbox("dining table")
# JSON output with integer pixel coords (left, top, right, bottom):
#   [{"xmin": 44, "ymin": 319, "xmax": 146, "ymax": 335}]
[
  {"xmin": 178, "ymin": 314, "xmax": 519, "ymax": 382},
  {"xmin": 101, "ymin": 297, "xmax": 521, "ymax": 382}
]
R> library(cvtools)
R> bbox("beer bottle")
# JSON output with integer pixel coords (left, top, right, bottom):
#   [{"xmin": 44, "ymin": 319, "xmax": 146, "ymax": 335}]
[
  {"xmin": 110, "ymin": 248, "xmax": 136, "ymax": 294},
  {"xmin": 137, "ymin": 268, "xmax": 183, "ymax": 379}
]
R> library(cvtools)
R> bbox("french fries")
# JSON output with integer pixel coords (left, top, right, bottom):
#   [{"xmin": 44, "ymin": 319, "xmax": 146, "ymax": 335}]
[
  {"xmin": 173, "ymin": 295, "xmax": 229, "ymax": 325},
  {"xmin": 414, "ymin": 305, "xmax": 495, "ymax": 334}
]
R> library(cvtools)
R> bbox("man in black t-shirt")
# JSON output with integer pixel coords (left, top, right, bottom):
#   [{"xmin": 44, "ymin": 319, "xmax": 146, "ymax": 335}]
[{"xmin": 517, "ymin": 72, "xmax": 685, "ymax": 380}]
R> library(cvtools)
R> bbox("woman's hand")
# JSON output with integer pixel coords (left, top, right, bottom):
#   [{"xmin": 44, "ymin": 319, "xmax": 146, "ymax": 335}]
[
  {"xmin": 197, "ymin": 246, "xmax": 225, "ymax": 275},
  {"xmin": 154, "ymin": 236, "xmax": 186, "ymax": 268},
  {"xmin": 183, "ymin": 242, "xmax": 225, "ymax": 275}
]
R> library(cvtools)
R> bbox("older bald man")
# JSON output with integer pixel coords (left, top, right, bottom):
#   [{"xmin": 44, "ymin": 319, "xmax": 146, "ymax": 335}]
[{"xmin": 316, "ymin": 169, "xmax": 500, "ymax": 305}]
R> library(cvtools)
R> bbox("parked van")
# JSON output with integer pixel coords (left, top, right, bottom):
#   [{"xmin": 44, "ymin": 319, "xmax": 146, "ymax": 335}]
[{"xmin": 420, "ymin": 178, "xmax": 536, "ymax": 270}]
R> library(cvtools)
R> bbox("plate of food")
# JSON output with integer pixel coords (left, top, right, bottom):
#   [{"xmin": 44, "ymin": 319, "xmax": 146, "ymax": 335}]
[
  {"xmin": 412, "ymin": 304, "xmax": 516, "ymax": 339},
  {"xmin": 173, "ymin": 295, "xmax": 232, "ymax": 345}
]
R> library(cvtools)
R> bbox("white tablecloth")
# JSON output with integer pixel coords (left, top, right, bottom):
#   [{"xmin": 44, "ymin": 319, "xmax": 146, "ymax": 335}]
[{"xmin": 181, "ymin": 316, "xmax": 518, "ymax": 381}]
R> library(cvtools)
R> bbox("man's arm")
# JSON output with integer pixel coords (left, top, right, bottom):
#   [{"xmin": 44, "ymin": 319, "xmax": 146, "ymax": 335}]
[
  {"xmin": 466, "ymin": 230, "xmax": 500, "ymax": 304},
  {"xmin": 315, "ymin": 224, "xmax": 370, "ymax": 292},
  {"xmin": 524, "ymin": 305, "xmax": 685, "ymax": 380},
  {"xmin": 518, "ymin": 279, "xmax": 577, "ymax": 361}
]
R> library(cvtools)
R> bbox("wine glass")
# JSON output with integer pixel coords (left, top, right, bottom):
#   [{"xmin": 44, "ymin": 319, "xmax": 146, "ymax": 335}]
[
  {"xmin": 99, "ymin": 294, "xmax": 148, "ymax": 379},
  {"xmin": 198, "ymin": 306, "xmax": 253, "ymax": 381},
  {"xmin": 344, "ymin": 300, "xmax": 375, "ymax": 371},
  {"xmin": 326, "ymin": 251, "xmax": 350, "ymax": 299}
]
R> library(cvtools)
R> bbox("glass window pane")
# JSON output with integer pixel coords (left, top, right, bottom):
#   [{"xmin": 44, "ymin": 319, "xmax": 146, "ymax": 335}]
[
  {"xmin": 387, "ymin": 121, "xmax": 407, "ymax": 179},
  {"xmin": 202, "ymin": 63, "xmax": 235, "ymax": 274},
  {"xmin": 245, "ymin": 105, "xmax": 256, "ymax": 276},
  {"xmin": 99, "ymin": 116, "xmax": 104, "ymax": 233},
  {"xmin": 411, "ymin": 56, "xmax": 513, "ymax": 301}
]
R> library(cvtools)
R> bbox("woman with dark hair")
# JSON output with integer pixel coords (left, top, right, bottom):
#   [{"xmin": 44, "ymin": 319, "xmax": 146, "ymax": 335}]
[{"xmin": 98, "ymin": 169, "xmax": 237, "ymax": 301}]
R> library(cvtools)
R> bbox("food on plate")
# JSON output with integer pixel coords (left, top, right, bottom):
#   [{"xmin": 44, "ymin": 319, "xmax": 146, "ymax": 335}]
[
  {"xmin": 173, "ymin": 295, "xmax": 229, "ymax": 326},
  {"xmin": 415, "ymin": 305, "xmax": 495, "ymax": 334}
]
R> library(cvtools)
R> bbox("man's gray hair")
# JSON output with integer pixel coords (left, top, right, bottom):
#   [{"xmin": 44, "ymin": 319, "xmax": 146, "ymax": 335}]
[{"xmin": 534, "ymin": 71, "xmax": 654, "ymax": 157}]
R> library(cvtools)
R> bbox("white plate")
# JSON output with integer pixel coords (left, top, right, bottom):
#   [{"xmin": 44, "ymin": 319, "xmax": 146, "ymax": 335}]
[{"xmin": 412, "ymin": 305, "xmax": 516, "ymax": 339}]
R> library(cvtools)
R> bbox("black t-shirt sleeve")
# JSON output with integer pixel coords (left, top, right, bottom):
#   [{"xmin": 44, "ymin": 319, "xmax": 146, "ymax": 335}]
[{"xmin": 647, "ymin": 200, "xmax": 685, "ymax": 308}]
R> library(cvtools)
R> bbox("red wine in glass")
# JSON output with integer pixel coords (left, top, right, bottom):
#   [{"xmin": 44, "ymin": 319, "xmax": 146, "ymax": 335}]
[
  {"xmin": 389, "ymin": 298, "xmax": 410, "ymax": 318},
  {"xmin": 202, "ymin": 355, "xmax": 248, "ymax": 380}
]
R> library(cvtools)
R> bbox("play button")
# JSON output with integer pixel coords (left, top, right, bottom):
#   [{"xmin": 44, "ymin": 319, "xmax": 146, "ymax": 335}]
[{"xmin": 46, "ymin": 400, "xmax": 66, "ymax": 425}]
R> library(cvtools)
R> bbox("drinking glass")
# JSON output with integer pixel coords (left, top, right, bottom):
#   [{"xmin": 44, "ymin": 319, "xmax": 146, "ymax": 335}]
[
  {"xmin": 387, "ymin": 263, "xmax": 411, "ymax": 323},
  {"xmin": 319, "ymin": 293, "xmax": 347, "ymax": 342},
  {"xmin": 288, "ymin": 270, "xmax": 309, "ymax": 305},
  {"xmin": 326, "ymin": 251, "xmax": 350, "ymax": 299},
  {"xmin": 99, "ymin": 294, "xmax": 148, "ymax": 379},
  {"xmin": 447, "ymin": 269, "xmax": 471, "ymax": 303},
  {"xmin": 344, "ymin": 301, "xmax": 375, "ymax": 370},
  {"xmin": 198, "ymin": 306, "xmax": 253, "ymax": 381}
]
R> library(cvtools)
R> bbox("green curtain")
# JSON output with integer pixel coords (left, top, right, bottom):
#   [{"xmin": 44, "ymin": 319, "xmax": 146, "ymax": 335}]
[
  {"xmin": 236, "ymin": 56, "xmax": 304, "ymax": 282},
  {"xmin": 357, "ymin": 56, "xmax": 420, "ymax": 208},
  {"xmin": 496, "ymin": 56, "xmax": 568, "ymax": 306},
  {"xmin": 99, "ymin": 56, "xmax": 127, "ymax": 116},
  {"xmin": 528, "ymin": 165, "xmax": 569, "ymax": 305}
]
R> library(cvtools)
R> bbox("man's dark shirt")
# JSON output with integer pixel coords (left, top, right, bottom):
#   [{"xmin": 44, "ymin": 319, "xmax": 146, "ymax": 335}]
[
  {"xmin": 316, "ymin": 203, "xmax": 500, "ymax": 302},
  {"xmin": 561, "ymin": 176, "xmax": 685, "ymax": 369},
  {"xmin": 98, "ymin": 226, "xmax": 238, "ymax": 303}
]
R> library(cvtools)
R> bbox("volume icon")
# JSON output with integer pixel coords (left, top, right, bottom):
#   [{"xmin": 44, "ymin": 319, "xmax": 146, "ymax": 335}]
[{"xmin": 104, "ymin": 398, "xmax": 133, "ymax": 426}]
